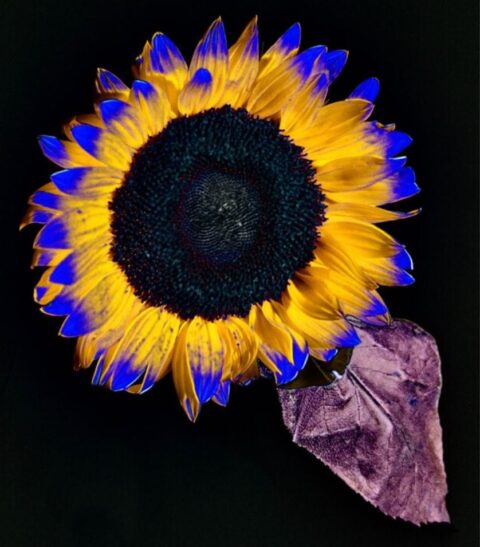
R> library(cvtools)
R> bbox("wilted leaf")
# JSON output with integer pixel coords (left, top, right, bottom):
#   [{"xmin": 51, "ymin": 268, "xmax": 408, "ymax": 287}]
[{"xmin": 277, "ymin": 320, "xmax": 449, "ymax": 525}]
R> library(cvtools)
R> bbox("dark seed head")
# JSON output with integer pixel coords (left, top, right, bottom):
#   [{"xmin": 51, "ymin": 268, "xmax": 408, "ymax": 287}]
[{"xmin": 109, "ymin": 105, "xmax": 325, "ymax": 320}]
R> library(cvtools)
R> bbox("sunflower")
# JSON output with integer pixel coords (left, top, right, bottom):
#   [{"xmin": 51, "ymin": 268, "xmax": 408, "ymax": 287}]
[{"xmin": 22, "ymin": 17, "xmax": 419, "ymax": 420}]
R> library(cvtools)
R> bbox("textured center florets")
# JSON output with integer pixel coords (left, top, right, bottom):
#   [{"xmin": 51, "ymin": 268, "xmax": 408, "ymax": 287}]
[
  {"xmin": 110, "ymin": 105, "xmax": 325, "ymax": 320},
  {"xmin": 177, "ymin": 167, "xmax": 262, "ymax": 264}
]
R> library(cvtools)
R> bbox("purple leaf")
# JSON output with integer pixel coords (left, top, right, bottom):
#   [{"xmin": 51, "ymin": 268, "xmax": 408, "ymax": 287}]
[{"xmin": 277, "ymin": 319, "xmax": 449, "ymax": 525}]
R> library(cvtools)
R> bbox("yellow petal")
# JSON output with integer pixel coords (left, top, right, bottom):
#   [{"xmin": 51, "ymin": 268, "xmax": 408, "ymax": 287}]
[
  {"xmin": 326, "ymin": 202, "xmax": 420, "ymax": 223},
  {"xmin": 34, "ymin": 204, "xmax": 110, "ymax": 250},
  {"xmin": 98, "ymin": 99, "xmax": 147, "ymax": 149},
  {"xmin": 177, "ymin": 68, "xmax": 213, "ymax": 115},
  {"xmin": 34, "ymin": 267, "xmax": 63, "ymax": 305},
  {"xmin": 189, "ymin": 18, "xmax": 229, "ymax": 108},
  {"xmin": 295, "ymin": 99, "xmax": 373, "ymax": 143},
  {"xmin": 74, "ymin": 336, "xmax": 98, "ymax": 370},
  {"xmin": 223, "ymin": 17, "xmax": 259, "ymax": 108},
  {"xmin": 99, "ymin": 307, "xmax": 181, "ymax": 393},
  {"xmin": 314, "ymin": 236, "xmax": 374, "ymax": 287},
  {"xmin": 322, "ymin": 219, "xmax": 403, "ymax": 258},
  {"xmin": 95, "ymin": 68, "xmax": 130, "ymax": 100},
  {"xmin": 50, "ymin": 166, "xmax": 123, "ymax": 200},
  {"xmin": 247, "ymin": 60, "xmax": 303, "ymax": 119},
  {"xmin": 274, "ymin": 298, "xmax": 359, "ymax": 349},
  {"xmin": 223, "ymin": 316, "xmax": 259, "ymax": 381},
  {"xmin": 280, "ymin": 73, "xmax": 328, "ymax": 134},
  {"xmin": 286, "ymin": 275, "xmax": 339, "ymax": 320},
  {"xmin": 130, "ymin": 80, "xmax": 171, "ymax": 136},
  {"xmin": 306, "ymin": 264, "xmax": 388, "ymax": 318},
  {"xmin": 251, "ymin": 302, "xmax": 302, "ymax": 366},
  {"xmin": 135, "ymin": 34, "xmax": 188, "ymax": 109},
  {"xmin": 315, "ymin": 156, "xmax": 396, "ymax": 193},
  {"xmin": 57, "ymin": 268, "xmax": 133, "ymax": 338},
  {"xmin": 257, "ymin": 23, "xmax": 301, "ymax": 80},
  {"xmin": 172, "ymin": 318, "xmax": 227, "ymax": 421},
  {"xmin": 82, "ymin": 296, "xmax": 144, "ymax": 363}
]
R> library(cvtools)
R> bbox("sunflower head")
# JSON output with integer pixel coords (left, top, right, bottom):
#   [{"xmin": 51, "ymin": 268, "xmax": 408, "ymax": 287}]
[{"xmin": 23, "ymin": 17, "xmax": 419, "ymax": 420}]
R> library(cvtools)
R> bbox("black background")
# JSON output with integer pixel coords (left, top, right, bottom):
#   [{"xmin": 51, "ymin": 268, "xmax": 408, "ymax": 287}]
[{"xmin": 0, "ymin": 0, "xmax": 478, "ymax": 545}]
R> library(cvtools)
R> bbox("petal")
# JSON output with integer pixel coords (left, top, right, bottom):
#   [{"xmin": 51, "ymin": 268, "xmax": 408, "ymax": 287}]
[
  {"xmin": 286, "ymin": 276, "xmax": 339, "ymax": 320},
  {"xmin": 326, "ymin": 202, "xmax": 420, "ymax": 223},
  {"xmin": 29, "ymin": 183, "xmax": 63, "ymax": 210},
  {"xmin": 302, "ymin": 120, "xmax": 412, "ymax": 167},
  {"xmin": 276, "ymin": 299, "xmax": 361, "ymax": 349},
  {"xmin": 30, "ymin": 248, "xmax": 69, "ymax": 268},
  {"xmin": 134, "ymin": 37, "xmax": 187, "ymax": 110},
  {"xmin": 280, "ymin": 74, "xmax": 328, "ymax": 133},
  {"xmin": 80, "ymin": 296, "xmax": 144, "ymax": 363},
  {"xmin": 97, "ymin": 308, "xmax": 180, "ymax": 392},
  {"xmin": 322, "ymin": 219, "xmax": 407, "ymax": 258},
  {"xmin": 177, "ymin": 68, "xmax": 213, "ymax": 115},
  {"xmin": 189, "ymin": 18, "xmax": 228, "ymax": 106},
  {"xmin": 95, "ymin": 68, "xmax": 129, "ymax": 99},
  {"xmin": 34, "ymin": 268, "xmax": 63, "ymax": 305},
  {"xmin": 74, "ymin": 336, "xmax": 98, "ymax": 370},
  {"xmin": 172, "ymin": 318, "xmax": 227, "ymax": 420},
  {"xmin": 70, "ymin": 124, "xmax": 133, "ymax": 170},
  {"xmin": 223, "ymin": 17, "xmax": 259, "ymax": 107},
  {"xmin": 258, "ymin": 23, "xmax": 301, "ymax": 79},
  {"xmin": 321, "ymin": 50, "xmax": 349, "ymax": 83},
  {"xmin": 38, "ymin": 135, "xmax": 104, "ymax": 168},
  {"xmin": 327, "ymin": 166, "xmax": 420, "ymax": 206},
  {"xmin": 261, "ymin": 337, "xmax": 309, "ymax": 385},
  {"xmin": 29, "ymin": 182, "xmax": 112, "ymax": 215},
  {"xmin": 128, "ymin": 311, "xmax": 181, "ymax": 394},
  {"xmin": 252, "ymin": 303, "xmax": 309, "ymax": 384},
  {"xmin": 34, "ymin": 216, "xmax": 70, "ymax": 249},
  {"xmin": 223, "ymin": 317, "xmax": 259, "ymax": 382},
  {"xmin": 49, "ymin": 239, "xmax": 110, "ymax": 285},
  {"xmin": 313, "ymin": 235, "xmax": 373, "ymax": 287},
  {"xmin": 365, "ymin": 123, "xmax": 413, "ymax": 156},
  {"xmin": 63, "ymin": 114, "xmax": 104, "ymax": 144},
  {"xmin": 130, "ymin": 79, "xmax": 171, "ymax": 136},
  {"xmin": 349, "ymin": 77, "xmax": 380, "ymax": 102},
  {"xmin": 310, "ymin": 347, "xmax": 338, "ymax": 362},
  {"xmin": 296, "ymin": 99, "xmax": 374, "ymax": 143},
  {"xmin": 316, "ymin": 156, "xmax": 406, "ymax": 193},
  {"xmin": 212, "ymin": 380, "xmax": 231, "ymax": 406},
  {"xmin": 150, "ymin": 32, "xmax": 188, "ymax": 88},
  {"xmin": 228, "ymin": 17, "xmax": 259, "ymax": 76},
  {"xmin": 292, "ymin": 45, "xmax": 328, "ymax": 83},
  {"xmin": 248, "ymin": 46, "xmax": 326, "ymax": 118},
  {"xmin": 34, "ymin": 203, "xmax": 110, "ymax": 250},
  {"xmin": 261, "ymin": 339, "xmax": 309, "ymax": 385},
  {"xmin": 358, "ymin": 256, "xmax": 415, "ymax": 287},
  {"xmin": 321, "ymin": 221, "xmax": 414, "ymax": 287},
  {"xmin": 42, "ymin": 265, "xmax": 113, "ymax": 316},
  {"xmin": 302, "ymin": 264, "xmax": 389, "ymax": 319},
  {"xmin": 51, "ymin": 167, "xmax": 123, "ymax": 198},
  {"xmin": 20, "ymin": 206, "xmax": 56, "ymax": 229},
  {"xmin": 252, "ymin": 302, "xmax": 300, "ymax": 365},
  {"xmin": 235, "ymin": 360, "xmax": 260, "ymax": 386},
  {"xmin": 53, "ymin": 269, "xmax": 131, "ymax": 337},
  {"xmin": 99, "ymin": 99, "xmax": 147, "ymax": 148}
]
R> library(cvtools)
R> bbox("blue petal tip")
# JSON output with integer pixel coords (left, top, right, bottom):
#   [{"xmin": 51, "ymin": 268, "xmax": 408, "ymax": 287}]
[
  {"xmin": 350, "ymin": 77, "xmax": 380, "ymax": 102},
  {"xmin": 50, "ymin": 255, "xmax": 75, "ymax": 284},
  {"xmin": 280, "ymin": 23, "xmax": 301, "ymax": 52},
  {"xmin": 71, "ymin": 124, "xmax": 101, "ymax": 156}
]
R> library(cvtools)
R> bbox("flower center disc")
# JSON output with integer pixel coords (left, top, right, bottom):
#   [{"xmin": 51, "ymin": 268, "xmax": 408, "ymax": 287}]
[{"xmin": 110, "ymin": 106, "xmax": 324, "ymax": 320}]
